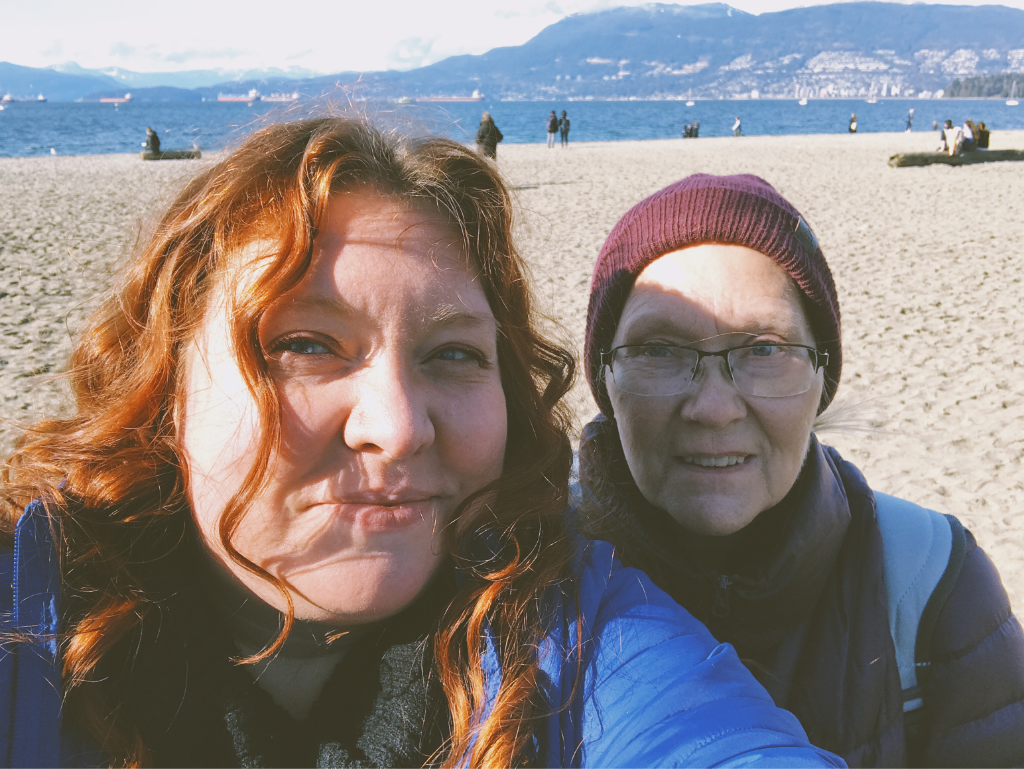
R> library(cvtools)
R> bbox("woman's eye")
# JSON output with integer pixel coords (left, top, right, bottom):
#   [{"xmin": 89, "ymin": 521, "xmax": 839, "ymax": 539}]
[
  {"xmin": 268, "ymin": 336, "xmax": 336, "ymax": 357},
  {"xmin": 282, "ymin": 338, "xmax": 332, "ymax": 355},
  {"xmin": 431, "ymin": 346, "xmax": 484, "ymax": 364},
  {"xmin": 632, "ymin": 344, "xmax": 679, "ymax": 359},
  {"xmin": 750, "ymin": 343, "xmax": 780, "ymax": 357}
]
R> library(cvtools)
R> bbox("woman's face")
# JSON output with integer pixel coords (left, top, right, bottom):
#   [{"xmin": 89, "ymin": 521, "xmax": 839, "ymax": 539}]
[
  {"xmin": 179, "ymin": 193, "xmax": 507, "ymax": 624},
  {"xmin": 607, "ymin": 244, "xmax": 823, "ymax": 537}
]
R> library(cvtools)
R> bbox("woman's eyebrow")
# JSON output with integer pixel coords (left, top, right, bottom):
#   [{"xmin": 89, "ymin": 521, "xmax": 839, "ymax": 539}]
[
  {"xmin": 622, "ymin": 316, "xmax": 804, "ymax": 340},
  {"xmin": 278, "ymin": 295, "xmax": 495, "ymax": 330},
  {"xmin": 732, "ymin": 320, "xmax": 805, "ymax": 338},
  {"xmin": 280, "ymin": 294, "xmax": 355, "ymax": 318},
  {"xmin": 429, "ymin": 304, "xmax": 496, "ymax": 329}
]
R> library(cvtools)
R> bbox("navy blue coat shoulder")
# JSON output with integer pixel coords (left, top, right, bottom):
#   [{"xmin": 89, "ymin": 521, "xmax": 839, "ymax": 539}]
[
  {"xmin": 577, "ymin": 415, "xmax": 1024, "ymax": 767},
  {"xmin": 0, "ymin": 502, "xmax": 844, "ymax": 767},
  {"xmin": 924, "ymin": 526, "xmax": 1024, "ymax": 766}
]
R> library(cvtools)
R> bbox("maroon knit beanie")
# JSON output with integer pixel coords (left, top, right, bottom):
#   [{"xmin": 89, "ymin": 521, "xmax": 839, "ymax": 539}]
[{"xmin": 585, "ymin": 173, "xmax": 841, "ymax": 416}]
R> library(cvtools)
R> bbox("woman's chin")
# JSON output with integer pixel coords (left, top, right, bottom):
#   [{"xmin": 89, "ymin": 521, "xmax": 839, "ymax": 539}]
[
  {"xmin": 273, "ymin": 556, "xmax": 443, "ymax": 625},
  {"xmin": 660, "ymin": 494, "xmax": 764, "ymax": 537}
]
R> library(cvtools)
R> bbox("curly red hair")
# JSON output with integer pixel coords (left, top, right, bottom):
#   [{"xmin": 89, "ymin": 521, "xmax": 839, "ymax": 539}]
[{"xmin": 1, "ymin": 116, "xmax": 576, "ymax": 767}]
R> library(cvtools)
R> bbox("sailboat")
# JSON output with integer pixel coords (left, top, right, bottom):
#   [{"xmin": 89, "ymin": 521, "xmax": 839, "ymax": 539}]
[{"xmin": 1008, "ymin": 80, "xmax": 1019, "ymax": 107}]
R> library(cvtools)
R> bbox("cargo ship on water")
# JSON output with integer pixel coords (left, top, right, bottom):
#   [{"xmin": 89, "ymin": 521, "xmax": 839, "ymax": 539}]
[
  {"xmin": 415, "ymin": 89, "xmax": 484, "ymax": 103},
  {"xmin": 1, "ymin": 94, "xmax": 46, "ymax": 103},
  {"xmin": 262, "ymin": 91, "xmax": 301, "ymax": 103},
  {"xmin": 100, "ymin": 93, "xmax": 132, "ymax": 104},
  {"xmin": 218, "ymin": 89, "xmax": 261, "ymax": 103}
]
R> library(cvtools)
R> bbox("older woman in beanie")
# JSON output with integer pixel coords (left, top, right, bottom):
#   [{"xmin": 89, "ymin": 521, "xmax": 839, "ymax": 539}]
[{"xmin": 577, "ymin": 173, "xmax": 1024, "ymax": 768}]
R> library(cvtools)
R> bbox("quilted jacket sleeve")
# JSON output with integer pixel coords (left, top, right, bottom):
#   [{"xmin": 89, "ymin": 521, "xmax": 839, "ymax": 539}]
[
  {"xmin": 923, "ymin": 529, "xmax": 1024, "ymax": 767},
  {"xmin": 573, "ymin": 541, "xmax": 846, "ymax": 768}
]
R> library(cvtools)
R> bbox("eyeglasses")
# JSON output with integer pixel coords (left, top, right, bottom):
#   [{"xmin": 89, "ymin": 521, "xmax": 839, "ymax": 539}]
[{"xmin": 601, "ymin": 342, "xmax": 828, "ymax": 398}]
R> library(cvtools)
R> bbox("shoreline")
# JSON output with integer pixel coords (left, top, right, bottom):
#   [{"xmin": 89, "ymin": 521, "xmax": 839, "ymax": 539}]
[
  {"xmin": 6, "ymin": 127, "xmax": 1024, "ymax": 160},
  {"xmin": 2, "ymin": 131, "xmax": 1024, "ymax": 610},
  {"xmin": 5, "ymin": 98, "xmax": 1023, "ymax": 158}
]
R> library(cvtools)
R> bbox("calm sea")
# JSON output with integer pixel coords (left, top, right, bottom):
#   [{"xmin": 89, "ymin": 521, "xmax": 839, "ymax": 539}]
[{"xmin": 0, "ymin": 98, "xmax": 1022, "ymax": 158}]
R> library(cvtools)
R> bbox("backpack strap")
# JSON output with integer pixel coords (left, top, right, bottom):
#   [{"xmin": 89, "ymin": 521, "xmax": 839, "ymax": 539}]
[{"xmin": 875, "ymin": 492, "xmax": 967, "ymax": 760}]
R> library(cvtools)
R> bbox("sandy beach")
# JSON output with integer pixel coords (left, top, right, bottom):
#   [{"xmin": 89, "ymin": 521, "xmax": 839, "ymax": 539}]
[{"xmin": 2, "ymin": 128, "xmax": 1023, "ymax": 609}]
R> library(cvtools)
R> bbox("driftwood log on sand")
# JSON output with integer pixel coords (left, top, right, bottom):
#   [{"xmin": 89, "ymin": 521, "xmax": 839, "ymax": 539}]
[
  {"xmin": 140, "ymin": 149, "xmax": 202, "ymax": 161},
  {"xmin": 889, "ymin": 149, "xmax": 1024, "ymax": 168}
]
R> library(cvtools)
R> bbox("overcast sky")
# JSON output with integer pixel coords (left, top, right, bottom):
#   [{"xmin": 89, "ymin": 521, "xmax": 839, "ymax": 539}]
[{"xmin": 5, "ymin": 0, "xmax": 1024, "ymax": 74}]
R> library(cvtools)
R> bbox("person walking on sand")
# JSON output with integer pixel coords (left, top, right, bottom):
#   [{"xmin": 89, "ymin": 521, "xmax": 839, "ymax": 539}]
[
  {"xmin": 546, "ymin": 110, "xmax": 558, "ymax": 148},
  {"xmin": 905, "ymin": 108, "xmax": 914, "ymax": 132},
  {"xmin": 476, "ymin": 112, "xmax": 503, "ymax": 159},
  {"xmin": 559, "ymin": 110, "xmax": 570, "ymax": 147},
  {"xmin": 848, "ymin": 113, "xmax": 857, "ymax": 133},
  {"xmin": 732, "ymin": 116, "xmax": 742, "ymax": 136}
]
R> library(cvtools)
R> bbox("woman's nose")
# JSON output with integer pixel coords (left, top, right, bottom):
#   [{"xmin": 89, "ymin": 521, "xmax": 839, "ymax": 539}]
[
  {"xmin": 678, "ymin": 357, "xmax": 747, "ymax": 427},
  {"xmin": 342, "ymin": 359, "xmax": 435, "ymax": 458}
]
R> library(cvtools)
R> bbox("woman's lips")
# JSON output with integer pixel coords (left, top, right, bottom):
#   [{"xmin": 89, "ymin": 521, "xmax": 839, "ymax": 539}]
[
  {"xmin": 678, "ymin": 454, "xmax": 751, "ymax": 468},
  {"xmin": 310, "ymin": 498, "xmax": 440, "ymax": 532}
]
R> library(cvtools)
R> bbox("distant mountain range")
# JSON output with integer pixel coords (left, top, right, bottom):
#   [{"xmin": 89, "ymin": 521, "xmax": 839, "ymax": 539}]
[
  {"xmin": 0, "ymin": 62, "xmax": 323, "ymax": 102},
  {"xmin": 48, "ymin": 62, "xmax": 324, "ymax": 90},
  {"xmin": 3, "ymin": 2, "xmax": 1024, "ymax": 102}
]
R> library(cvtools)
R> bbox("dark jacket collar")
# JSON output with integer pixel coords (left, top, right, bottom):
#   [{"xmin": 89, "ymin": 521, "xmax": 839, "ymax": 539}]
[
  {"xmin": 578, "ymin": 416, "xmax": 850, "ymax": 638},
  {"xmin": 578, "ymin": 416, "xmax": 904, "ymax": 763}
]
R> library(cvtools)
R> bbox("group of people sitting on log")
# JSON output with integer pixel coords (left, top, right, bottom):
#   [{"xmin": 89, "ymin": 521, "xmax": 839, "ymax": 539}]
[{"xmin": 938, "ymin": 118, "xmax": 990, "ymax": 155}]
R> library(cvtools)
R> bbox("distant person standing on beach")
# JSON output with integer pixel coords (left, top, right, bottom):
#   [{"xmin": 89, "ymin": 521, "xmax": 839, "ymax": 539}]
[
  {"xmin": 905, "ymin": 108, "xmax": 914, "ymax": 132},
  {"xmin": 559, "ymin": 110, "xmax": 570, "ymax": 147},
  {"xmin": 848, "ymin": 113, "xmax": 857, "ymax": 133},
  {"xmin": 732, "ymin": 116, "xmax": 742, "ymax": 136},
  {"xmin": 476, "ymin": 112, "xmax": 503, "ymax": 159},
  {"xmin": 546, "ymin": 110, "xmax": 558, "ymax": 148},
  {"xmin": 693, "ymin": 120, "xmax": 699, "ymax": 138}
]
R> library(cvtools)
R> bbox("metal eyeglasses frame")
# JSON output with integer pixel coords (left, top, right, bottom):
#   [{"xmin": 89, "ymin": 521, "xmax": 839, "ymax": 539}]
[{"xmin": 600, "ymin": 342, "xmax": 829, "ymax": 397}]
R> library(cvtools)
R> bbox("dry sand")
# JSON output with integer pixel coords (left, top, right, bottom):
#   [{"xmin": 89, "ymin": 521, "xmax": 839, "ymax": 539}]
[{"xmin": 2, "ymin": 129, "xmax": 1023, "ymax": 608}]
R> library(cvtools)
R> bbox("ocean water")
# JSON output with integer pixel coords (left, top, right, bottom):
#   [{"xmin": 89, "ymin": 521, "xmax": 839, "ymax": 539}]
[{"xmin": 0, "ymin": 98, "xmax": 1022, "ymax": 158}]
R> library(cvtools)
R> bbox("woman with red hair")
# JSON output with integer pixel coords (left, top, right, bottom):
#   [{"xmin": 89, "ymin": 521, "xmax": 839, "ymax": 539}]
[{"xmin": 0, "ymin": 118, "xmax": 840, "ymax": 768}]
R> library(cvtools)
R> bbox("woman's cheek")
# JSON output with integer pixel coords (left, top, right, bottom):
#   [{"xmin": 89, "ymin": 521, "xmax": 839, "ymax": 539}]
[
  {"xmin": 449, "ymin": 386, "xmax": 508, "ymax": 482},
  {"xmin": 179, "ymin": 337, "xmax": 267, "ymax": 557}
]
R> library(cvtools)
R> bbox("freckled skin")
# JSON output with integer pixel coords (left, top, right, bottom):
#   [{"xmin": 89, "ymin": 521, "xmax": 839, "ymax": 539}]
[
  {"xmin": 179, "ymin": 194, "xmax": 507, "ymax": 625},
  {"xmin": 607, "ymin": 244, "xmax": 823, "ymax": 537}
]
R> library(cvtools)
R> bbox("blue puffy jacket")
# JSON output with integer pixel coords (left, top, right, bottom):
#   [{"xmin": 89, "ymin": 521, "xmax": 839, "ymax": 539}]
[{"xmin": 0, "ymin": 503, "xmax": 844, "ymax": 767}]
